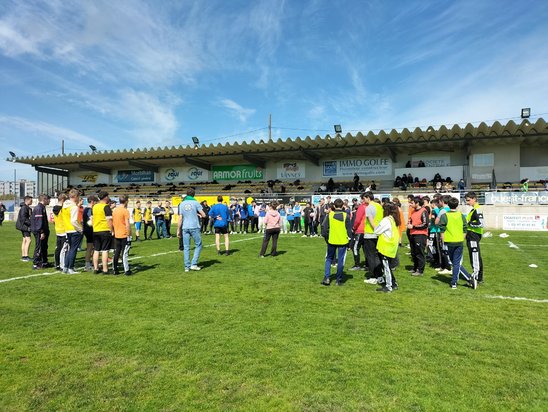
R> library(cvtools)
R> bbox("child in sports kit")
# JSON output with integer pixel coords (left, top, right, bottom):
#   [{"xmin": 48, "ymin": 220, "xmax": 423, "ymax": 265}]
[
  {"xmin": 438, "ymin": 197, "xmax": 475, "ymax": 289},
  {"xmin": 52, "ymin": 194, "xmax": 68, "ymax": 270},
  {"xmin": 133, "ymin": 200, "xmax": 143, "ymax": 241},
  {"xmin": 321, "ymin": 198, "xmax": 352, "ymax": 287},
  {"xmin": 278, "ymin": 203, "xmax": 287, "ymax": 234},
  {"xmin": 209, "ymin": 196, "xmax": 231, "ymax": 256},
  {"xmin": 286, "ymin": 204, "xmax": 295, "ymax": 233},
  {"xmin": 143, "ymin": 201, "xmax": 155, "ymax": 240},
  {"xmin": 374, "ymin": 202, "xmax": 401, "ymax": 292},
  {"xmin": 293, "ymin": 202, "xmax": 302, "ymax": 233},
  {"xmin": 112, "ymin": 195, "xmax": 132, "ymax": 275}
]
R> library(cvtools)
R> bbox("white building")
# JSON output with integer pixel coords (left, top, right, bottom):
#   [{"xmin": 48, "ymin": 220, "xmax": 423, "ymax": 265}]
[{"xmin": 0, "ymin": 179, "xmax": 37, "ymax": 198}]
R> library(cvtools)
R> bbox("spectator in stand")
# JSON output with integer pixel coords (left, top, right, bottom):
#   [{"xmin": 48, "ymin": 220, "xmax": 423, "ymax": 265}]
[
  {"xmin": 259, "ymin": 201, "xmax": 281, "ymax": 257},
  {"xmin": 402, "ymin": 174, "xmax": 409, "ymax": 186},
  {"xmin": 16, "ymin": 196, "xmax": 33, "ymax": 262},
  {"xmin": 458, "ymin": 178, "xmax": 465, "ymax": 192},
  {"xmin": 405, "ymin": 160, "xmax": 412, "ymax": 168},
  {"xmin": 353, "ymin": 173, "xmax": 360, "ymax": 191},
  {"xmin": 327, "ymin": 178, "xmax": 335, "ymax": 193},
  {"xmin": 418, "ymin": 160, "xmax": 426, "ymax": 167},
  {"xmin": 520, "ymin": 178, "xmax": 529, "ymax": 192},
  {"xmin": 31, "ymin": 194, "xmax": 51, "ymax": 270}
]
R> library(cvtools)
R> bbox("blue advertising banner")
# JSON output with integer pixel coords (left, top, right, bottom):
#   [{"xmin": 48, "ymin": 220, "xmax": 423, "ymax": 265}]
[{"xmin": 116, "ymin": 170, "xmax": 155, "ymax": 183}]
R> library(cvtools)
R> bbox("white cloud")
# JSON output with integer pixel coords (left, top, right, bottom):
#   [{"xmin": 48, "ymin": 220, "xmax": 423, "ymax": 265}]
[{"xmin": 218, "ymin": 99, "xmax": 256, "ymax": 123}]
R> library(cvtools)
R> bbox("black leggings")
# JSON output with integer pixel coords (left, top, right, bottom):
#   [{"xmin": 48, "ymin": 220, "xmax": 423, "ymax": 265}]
[{"xmin": 144, "ymin": 221, "xmax": 155, "ymax": 239}]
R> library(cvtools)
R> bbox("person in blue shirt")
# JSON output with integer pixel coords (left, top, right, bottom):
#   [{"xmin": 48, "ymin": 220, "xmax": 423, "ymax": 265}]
[
  {"xmin": 209, "ymin": 195, "xmax": 231, "ymax": 255},
  {"xmin": 240, "ymin": 201, "xmax": 249, "ymax": 233},
  {"xmin": 278, "ymin": 203, "xmax": 287, "ymax": 234},
  {"xmin": 286, "ymin": 204, "xmax": 294, "ymax": 233},
  {"xmin": 258, "ymin": 202, "xmax": 267, "ymax": 233},
  {"xmin": 177, "ymin": 188, "xmax": 207, "ymax": 272}
]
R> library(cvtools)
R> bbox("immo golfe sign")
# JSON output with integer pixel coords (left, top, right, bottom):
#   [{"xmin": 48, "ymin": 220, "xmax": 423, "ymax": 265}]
[{"xmin": 212, "ymin": 165, "xmax": 264, "ymax": 180}]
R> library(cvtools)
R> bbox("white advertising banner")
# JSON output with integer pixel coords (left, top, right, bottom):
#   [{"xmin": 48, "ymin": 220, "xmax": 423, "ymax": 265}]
[
  {"xmin": 277, "ymin": 162, "xmax": 306, "ymax": 179},
  {"xmin": 502, "ymin": 215, "xmax": 548, "ymax": 231},
  {"xmin": 160, "ymin": 167, "xmax": 209, "ymax": 183},
  {"xmin": 323, "ymin": 158, "xmax": 392, "ymax": 177},
  {"xmin": 411, "ymin": 154, "xmax": 450, "ymax": 167},
  {"xmin": 485, "ymin": 192, "xmax": 548, "ymax": 205}
]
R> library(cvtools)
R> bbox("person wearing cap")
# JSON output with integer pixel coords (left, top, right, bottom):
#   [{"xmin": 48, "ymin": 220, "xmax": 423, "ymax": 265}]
[{"xmin": 92, "ymin": 191, "xmax": 113, "ymax": 274}]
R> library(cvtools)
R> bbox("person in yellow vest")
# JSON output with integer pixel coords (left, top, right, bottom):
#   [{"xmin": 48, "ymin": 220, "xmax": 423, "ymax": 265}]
[
  {"xmin": 465, "ymin": 191, "xmax": 484, "ymax": 284},
  {"xmin": 438, "ymin": 197, "xmax": 475, "ymax": 289},
  {"xmin": 92, "ymin": 191, "xmax": 114, "ymax": 274},
  {"xmin": 62, "ymin": 189, "xmax": 83, "ymax": 274},
  {"xmin": 374, "ymin": 202, "xmax": 401, "ymax": 292},
  {"xmin": 363, "ymin": 192, "xmax": 384, "ymax": 284},
  {"xmin": 143, "ymin": 200, "xmax": 155, "ymax": 240},
  {"xmin": 132, "ymin": 200, "xmax": 143, "ymax": 241},
  {"xmin": 52, "ymin": 193, "xmax": 68, "ymax": 271},
  {"xmin": 320, "ymin": 198, "xmax": 352, "ymax": 286}
]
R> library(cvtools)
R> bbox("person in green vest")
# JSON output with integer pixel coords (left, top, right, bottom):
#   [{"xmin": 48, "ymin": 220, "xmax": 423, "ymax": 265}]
[
  {"xmin": 320, "ymin": 198, "xmax": 352, "ymax": 286},
  {"xmin": 374, "ymin": 202, "xmax": 401, "ymax": 293},
  {"xmin": 465, "ymin": 191, "xmax": 484, "ymax": 284},
  {"xmin": 438, "ymin": 197, "xmax": 476, "ymax": 289}
]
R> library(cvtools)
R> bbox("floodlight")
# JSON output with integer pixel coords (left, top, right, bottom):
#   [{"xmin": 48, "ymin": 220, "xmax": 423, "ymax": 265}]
[
  {"xmin": 89, "ymin": 145, "xmax": 97, "ymax": 152},
  {"xmin": 521, "ymin": 108, "xmax": 530, "ymax": 119},
  {"xmin": 334, "ymin": 125, "xmax": 342, "ymax": 134},
  {"xmin": 192, "ymin": 136, "xmax": 200, "ymax": 145},
  {"xmin": 9, "ymin": 151, "xmax": 16, "ymax": 158}
]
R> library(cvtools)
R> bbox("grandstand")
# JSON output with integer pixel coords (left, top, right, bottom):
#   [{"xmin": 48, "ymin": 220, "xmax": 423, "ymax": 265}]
[{"xmin": 8, "ymin": 118, "xmax": 548, "ymax": 201}]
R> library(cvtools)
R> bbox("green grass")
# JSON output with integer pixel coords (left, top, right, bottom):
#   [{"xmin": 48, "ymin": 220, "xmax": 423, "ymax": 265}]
[{"xmin": 0, "ymin": 222, "xmax": 547, "ymax": 411}]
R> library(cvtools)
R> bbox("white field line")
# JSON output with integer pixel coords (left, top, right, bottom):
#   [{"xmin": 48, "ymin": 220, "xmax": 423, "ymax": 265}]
[
  {"xmin": 508, "ymin": 241, "xmax": 520, "ymax": 249},
  {"xmin": 483, "ymin": 295, "xmax": 548, "ymax": 303},
  {"xmin": 0, "ymin": 236, "xmax": 263, "ymax": 284}
]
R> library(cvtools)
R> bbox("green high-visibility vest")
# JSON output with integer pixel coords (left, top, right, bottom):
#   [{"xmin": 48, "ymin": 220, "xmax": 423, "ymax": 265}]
[
  {"xmin": 466, "ymin": 204, "xmax": 484, "ymax": 235},
  {"xmin": 377, "ymin": 216, "xmax": 399, "ymax": 258},
  {"xmin": 364, "ymin": 201, "xmax": 383, "ymax": 234},
  {"xmin": 328, "ymin": 211, "xmax": 348, "ymax": 245},
  {"xmin": 444, "ymin": 211, "xmax": 465, "ymax": 243}
]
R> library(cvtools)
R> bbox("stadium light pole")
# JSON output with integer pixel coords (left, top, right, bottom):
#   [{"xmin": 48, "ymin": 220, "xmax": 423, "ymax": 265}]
[
  {"xmin": 521, "ymin": 108, "xmax": 530, "ymax": 119},
  {"xmin": 334, "ymin": 125, "xmax": 342, "ymax": 134},
  {"xmin": 8, "ymin": 151, "xmax": 17, "ymax": 205},
  {"xmin": 192, "ymin": 136, "xmax": 199, "ymax": 149}
]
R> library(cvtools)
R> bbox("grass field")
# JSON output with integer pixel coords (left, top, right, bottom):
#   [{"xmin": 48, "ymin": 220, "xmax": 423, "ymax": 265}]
[{"xmin": 0, "ymin": 222, "xmax": 547, "ymax": 411}]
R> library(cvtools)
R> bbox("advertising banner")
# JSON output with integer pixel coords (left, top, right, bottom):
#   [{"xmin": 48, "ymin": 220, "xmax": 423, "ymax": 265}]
[
  {"xmin": 69, "ymin": 172, "xmax": 110, "ymax": 185},
  {"xmin": 212, "ymin": 165, "xmax": 264, "ymax": 181},
  {"xmin": 116, "ymin": 170, "xmax": 155, "ymax": 183},
  {"xmin": 322, "ymin": 158, "xmax": 392, "ymax": 177},
  {"xmin": 277, "ymin": 162, "xmax": 306, "ymax": 179},
  {"xmin": 502, "ymin": 215, "xmax": 548, "ymax": 231},
  {"xmin": 485, "ymin": 191, "xmax": 548, "ymax": 205},
  {"xmin": 160, "ymin": 167, "xmax": 209, "ymax": 183},
  {"xmin": 411, "ymin": 154, "xmax": 450, "ymax": 167}
]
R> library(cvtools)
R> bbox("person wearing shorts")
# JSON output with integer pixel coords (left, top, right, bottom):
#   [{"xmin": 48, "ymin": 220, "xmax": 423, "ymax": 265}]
[
  {"xmin": 209, "ymin": 195, "xmax": 231, "ymax": 255},
  {"xmin": 16, "ymin": 196, "xmax": 33, "ymax": 261},
  {"xmin": 92, "ymin": 191, "xmax": 113, "ymax": 274},
  {"xmin": 133, "ymin": 200, "xmax": 143, "ymax": 241}
]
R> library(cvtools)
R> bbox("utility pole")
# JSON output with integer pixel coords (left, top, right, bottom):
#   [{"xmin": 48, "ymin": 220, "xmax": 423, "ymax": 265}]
[
  {"xmin": 269, "ymin": 113, "xmax": 272, "ymax": 142},
  {"xmin": 61, "ymin": 139, "xmax": 65, "ymax": 155}
]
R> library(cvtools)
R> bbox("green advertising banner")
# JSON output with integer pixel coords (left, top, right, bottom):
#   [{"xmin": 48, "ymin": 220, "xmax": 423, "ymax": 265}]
[{"xmin": 212, "ymin": 165, "xmax": 264, "ymax": 180}]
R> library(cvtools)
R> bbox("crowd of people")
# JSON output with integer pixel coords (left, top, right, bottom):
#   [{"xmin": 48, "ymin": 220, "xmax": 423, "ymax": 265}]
[{"xmin": 11, "ymin": 186, "xmax": 485, "ymax": 292}]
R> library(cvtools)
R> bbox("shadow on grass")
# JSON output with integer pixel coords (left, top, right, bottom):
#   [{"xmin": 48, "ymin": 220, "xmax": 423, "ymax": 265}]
[
  {"xmin": 325, "ymin": 273, "xmax": 354, "ymax": 285},
  {"xmin": 432, "ymin": 273, "xmax": 452, "ymax": 285},
  {"xmin": 129, "ymin": 263, "xmax": 159, "ymax": 275},
  {"xmin": 199, "ymin": 259, "xmax": 222, "ymax": 269},
  {"xmin": 262, "ymin": 250, "xmax": 287, "ymax": 257}
]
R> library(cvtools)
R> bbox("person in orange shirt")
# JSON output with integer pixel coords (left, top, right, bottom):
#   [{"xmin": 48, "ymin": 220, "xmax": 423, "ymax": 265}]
[
  {"xmin": 112, "ymin": 195, "xmax": 132, "ymax": 275},
  {"xmin": 392, "ymin": 198, "xmax": 406, "ymax": 246}
]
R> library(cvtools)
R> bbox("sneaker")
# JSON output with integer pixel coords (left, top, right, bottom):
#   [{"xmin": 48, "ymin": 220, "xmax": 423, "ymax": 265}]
[
  {"xmin": 259, "ymin": 255, "xmax": 265, "ymax": 258},
  {"xmin": 32, "ymin": 265, "xmax": 42, "ymax": 270},
  {"xmin": 349, "ymin": 266, "xmax": 361, "ymax": 271},
  {"xmin": 376, "ymin": 286, "xmax": 392, "ymax": 293},
  {"xmin": 94, "ymin": 270, "xmax": 100, "ymax": 275},
  {"xmin": 184, "ymin": 267, "xmax": 190, "ymax": 272},
  {"xmin": 438, "ymin": 269, "xmax": 452, "ymax": 275},
  {"xmin": 364, "ymin": 278, "xmax": 378, "ymax": 284},
  {"xmin": 433, "ymin": 267, "xmax": 442, "ymax": 272},
  {"xmin": 335, "ymin": 280, "xmax": 342, "ymax": 286},
  {"xmin": 450, "ymin": 284, "xmax": 457, "ymax": 289},
  {"xmin": 55, "ymin": 266, "xmax": 61, "ymax": 271},
  {"xmin": 408, "ymin": 269, "xmax": 417, "ymax": 273},
  {"xmin": 321, "ymin": 278, "xmax": 331, "ymax": 286},
  {"xmin": 113, "ymin": 270, "xmax": 120, "ymax": 275},
  {"xmin": 392, "ymin": 284, "xmax": 399, "ymax": 290},
  {"xmin": 67, "ymin": 269, "xmax": 79, "ymax": 275},
  {"xmin": 411, "ymin": 272, "xmax": 423, "ymax": 277},
  {"xmin": 124, "ymin": 270, "xmax": 132, "ymax": 276},
  {"xmin": 471, "ymin": 276, "xmax": 477, "ymax": 290},
  {"xmin": 190, "ymin": 265, "xmax": 201, "ymax": 271},
  {"xmin": 217, "ymin": 250, "xmax": 222, "ymax": 255},
  {"xmin": 21, "ymin": 257, "xmax": 30, "ymax": 262},
  {"xmin": 225, "ymin": 251, "xmax": 230, "ymax": 256}
]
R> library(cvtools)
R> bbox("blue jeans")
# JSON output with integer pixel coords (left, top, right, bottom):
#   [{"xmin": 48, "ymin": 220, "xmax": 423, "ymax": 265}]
[
  {"xmin": 65, "ymin": 232, "xmax": 83, "ymax": 270},
  {"xmin": 447, "ymin": 244, "xmax": 471, "ymax": 286},
  {"xmin": 183, "ymin": 228, "xmax": 203, "ymax": 268},
  {"xmin": 156, "ymin": 219, "xmax": 167, "ymax": 238},
  {"xmin": 324, "ymin": 244, "xmax": 347, "ymax": 283}
]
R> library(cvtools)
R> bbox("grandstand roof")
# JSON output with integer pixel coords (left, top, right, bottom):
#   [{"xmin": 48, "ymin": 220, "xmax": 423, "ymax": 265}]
[{"xmin": 10, "ymin": 118, "xmax": 548, "ymax": 172}]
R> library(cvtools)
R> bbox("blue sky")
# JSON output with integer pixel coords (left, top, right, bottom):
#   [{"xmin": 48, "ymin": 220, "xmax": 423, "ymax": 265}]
[{"xmin": 1, "ymin": 0, "xmax": 548, "ymax": 181}]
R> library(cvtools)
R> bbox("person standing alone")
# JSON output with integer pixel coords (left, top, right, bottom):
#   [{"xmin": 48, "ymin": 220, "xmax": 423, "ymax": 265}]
[{"xmin": 209, "ymin": 195, "xmax": 231, "ymax": 256}]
